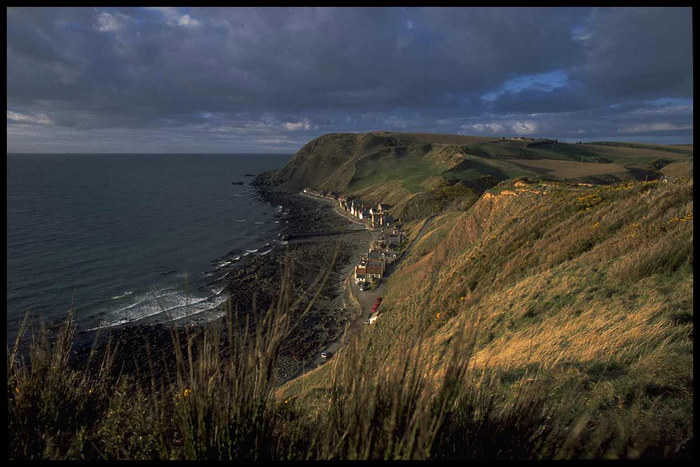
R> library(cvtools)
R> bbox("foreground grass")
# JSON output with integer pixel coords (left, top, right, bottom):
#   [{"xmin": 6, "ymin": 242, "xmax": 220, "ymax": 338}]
[{"xmin": 8, "ymin": 297, "xmax": 588, "ymax": 460}]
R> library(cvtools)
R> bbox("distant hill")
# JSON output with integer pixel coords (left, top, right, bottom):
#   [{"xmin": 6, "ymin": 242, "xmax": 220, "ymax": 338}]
[{"xmin": 257, "ymin": 131, "xmax": 693, "ymax": 220}]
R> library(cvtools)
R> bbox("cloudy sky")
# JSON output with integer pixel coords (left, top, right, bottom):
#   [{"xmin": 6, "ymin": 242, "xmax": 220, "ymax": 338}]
[{"xmin": 7, "ymin": 7, "xmax": 693, "ymax": 153}]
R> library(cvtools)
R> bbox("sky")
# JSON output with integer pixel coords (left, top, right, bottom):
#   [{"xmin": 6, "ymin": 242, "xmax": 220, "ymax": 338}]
[{"xmin": 6, "ymin": 7, "xmax": 693, "ymax": 153}]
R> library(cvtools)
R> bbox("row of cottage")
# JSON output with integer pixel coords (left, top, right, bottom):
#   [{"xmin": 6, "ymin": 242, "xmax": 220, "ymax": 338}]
[
  {"xmin": 300, "ymin": 187, "xmax": 403, "ymax": 285},
  {"xmin": 301, "ymin": 187, "xmax": 396, "ymax": 228}
]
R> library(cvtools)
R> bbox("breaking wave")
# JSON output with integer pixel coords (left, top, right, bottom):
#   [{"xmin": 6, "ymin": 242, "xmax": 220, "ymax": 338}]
[{"xmin": 89, "ymin": 288, "xmax": 228, "ymax": 331}]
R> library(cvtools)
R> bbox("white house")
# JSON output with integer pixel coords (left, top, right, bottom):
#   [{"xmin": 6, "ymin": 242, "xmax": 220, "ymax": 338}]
[{"xmin": 354, "ymin": 264, "xmax": 368, "ymax": 284}]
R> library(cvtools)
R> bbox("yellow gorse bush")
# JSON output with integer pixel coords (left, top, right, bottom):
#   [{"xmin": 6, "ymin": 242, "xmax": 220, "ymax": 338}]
[
  {"xmin": 576, "ymin": 193, "xmax": 604, "ymax": 212},
  {"xmin": 667, "ymin": 212, "xmax": 693, "ymax": 224}
]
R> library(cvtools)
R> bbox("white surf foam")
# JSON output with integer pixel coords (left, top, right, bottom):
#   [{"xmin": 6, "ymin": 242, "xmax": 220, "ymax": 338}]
[
  {"xmin": 259, "ymin": 247, "xmax": 274, "ymax": 256},
  {"xmin": 157, "ymin": 295, "xmax": 229, "ymax": 325},
  {"xmin": 111, "ymin": 290, "xmax": 134, "ymax": 300},
  {"xmin": 89, "ymin": 288, "xmax": 215, "ymax": 331}
]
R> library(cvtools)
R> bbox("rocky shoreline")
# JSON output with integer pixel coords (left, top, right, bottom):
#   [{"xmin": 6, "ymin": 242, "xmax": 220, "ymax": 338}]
[
  {"xmin": 219, "ymin": 186, "xmax": 371, "ymax": 383},
  {"xmin": 71, "ymin": 183, "xmax": 371, "ymax": 386}
]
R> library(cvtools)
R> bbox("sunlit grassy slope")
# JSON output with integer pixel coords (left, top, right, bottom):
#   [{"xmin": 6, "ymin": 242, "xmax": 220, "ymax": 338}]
[{"xmin": 279, "ymin": 176, "xmax": 693, "ymax": 458}]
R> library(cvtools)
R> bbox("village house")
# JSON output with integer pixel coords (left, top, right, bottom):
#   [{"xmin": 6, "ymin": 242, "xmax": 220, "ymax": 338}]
[
  {"xmin": 370, "ymin": 209, "xmax": 383, "ymax": 228},
  {"xmin": 355, "ymin": 254, "xmax": 385, "ymax": 283},
  {"xmin": 354, "ymin": 264, "xmax": 368, "ymax": 284},
  {"xmin": 365, "ymin": 261, "xmax": 384, "ymax": 279},
  {"xmin": 356, "ymin": 203, "xmax": 367, "ymax": 219},
  {"xmin": 323, "ymin": 192, "xmax": 401, "ymax": 230},
  {"xmin": 370, "ymin": 203, "xmax": 393, "ymax": 227},
  {"xmin": 367, "ymin": 249, "xmax": 382, "ymax": 261}
]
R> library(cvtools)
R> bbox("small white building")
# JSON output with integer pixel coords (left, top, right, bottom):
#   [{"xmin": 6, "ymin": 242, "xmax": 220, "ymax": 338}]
[{"xmin": 354, "ymin": 264, "xmax": 368, "ymax": 284}]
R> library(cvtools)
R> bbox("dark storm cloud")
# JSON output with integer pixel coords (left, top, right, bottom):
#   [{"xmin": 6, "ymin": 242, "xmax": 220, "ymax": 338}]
[
  {"xmin": 6, "ymin": 7, "xmax": 693, "ymax": 152},
  {"xmin": 575, "ymin": 7, "xmax": 693, "ymax": 100}
]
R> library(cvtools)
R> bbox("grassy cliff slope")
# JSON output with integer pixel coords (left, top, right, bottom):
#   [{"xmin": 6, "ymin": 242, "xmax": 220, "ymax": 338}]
[{"xmin": 279, "ymin": 175, "xmax": 693, "ymax": 458}]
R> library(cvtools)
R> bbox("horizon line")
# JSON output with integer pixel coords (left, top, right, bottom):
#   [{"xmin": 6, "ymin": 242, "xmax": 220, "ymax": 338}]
[{"xmin": 6, "ymin": 152, "xmax": 296, "ymax": 155}]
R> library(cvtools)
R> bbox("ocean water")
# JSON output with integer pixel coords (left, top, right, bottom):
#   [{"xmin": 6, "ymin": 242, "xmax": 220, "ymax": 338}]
[{"xmin": 6, "ymin": 153, "xmax": 291, "ymax": 342}]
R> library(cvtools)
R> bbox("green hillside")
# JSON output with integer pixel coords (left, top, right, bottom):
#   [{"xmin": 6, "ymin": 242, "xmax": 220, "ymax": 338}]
[{"xmin": 259, "ymin": 132, "xmax": 692, "ymax": 220}]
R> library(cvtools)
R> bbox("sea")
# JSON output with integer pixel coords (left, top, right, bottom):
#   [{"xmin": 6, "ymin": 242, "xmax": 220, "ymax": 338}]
[{"xmin": 6, "ymin": 153, "xmax": 291, "ymax": 344}]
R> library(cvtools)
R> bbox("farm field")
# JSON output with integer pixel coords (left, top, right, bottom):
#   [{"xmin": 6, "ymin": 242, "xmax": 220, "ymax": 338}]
[{"xmin": 505, "ymin": 158, "xmax": 630, "ymax": 179}]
